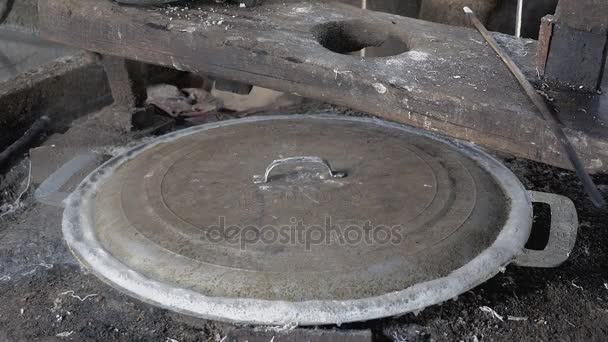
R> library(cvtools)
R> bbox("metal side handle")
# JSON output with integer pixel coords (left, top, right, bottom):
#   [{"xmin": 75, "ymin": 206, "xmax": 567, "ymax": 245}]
[
  {"xmin": 514, "ymin": 191, "xmax": 579, "ymax": 268},
  {"xmin": 253, "ymin": 156, "xmax": 346, "ymax": 184},
  {"xmin": 34, "ymin": 154, "xmax": 99, "ymax": 208}
]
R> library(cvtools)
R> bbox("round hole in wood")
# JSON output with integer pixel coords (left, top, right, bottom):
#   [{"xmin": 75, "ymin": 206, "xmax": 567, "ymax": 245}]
[{"xmin": 312, "ymin": 20, "xmax": 408, "ymax": 57}]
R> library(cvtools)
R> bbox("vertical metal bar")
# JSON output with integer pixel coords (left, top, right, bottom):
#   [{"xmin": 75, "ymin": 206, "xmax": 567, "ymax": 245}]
[
  {"xmin": 361, "ymin": 0, "xmax": 367, "ymax": 57},
  {"xmin": 515, "ymin": 0, "xmax": 523, "ymax": 37}
]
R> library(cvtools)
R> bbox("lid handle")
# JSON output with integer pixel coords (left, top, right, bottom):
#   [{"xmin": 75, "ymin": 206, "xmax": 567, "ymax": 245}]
[{"xmin": 254, "ymin": 156, "xmax": 346, "ymax": 184}]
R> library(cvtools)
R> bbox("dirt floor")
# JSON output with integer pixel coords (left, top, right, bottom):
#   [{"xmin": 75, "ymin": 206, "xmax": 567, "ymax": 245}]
[{"xmin": 1, "ymin": 105, "xmax": 607, "ymax": 342}]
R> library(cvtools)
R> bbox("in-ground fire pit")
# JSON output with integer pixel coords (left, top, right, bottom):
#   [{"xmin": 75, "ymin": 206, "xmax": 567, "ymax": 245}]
[
  {"xmin": 63, "ymin": 115, "xmax": 577, "ymax": 325},
  {"xmin": 1, "ymin": 0, "xmax": 606, "ymax": 340}
]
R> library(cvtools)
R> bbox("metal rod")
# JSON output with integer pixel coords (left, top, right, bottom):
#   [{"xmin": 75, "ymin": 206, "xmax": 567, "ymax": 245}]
[
  {"xmin": 361, "ymin": 0, "xmax": 367, "ymax": 57},
  {"xmin": 515, "ymin": 0, "xmax": 523, "ymax": 37},
  {"xmin": 463, "ymin": 6, "xmax": 605, "ymax": 208}
]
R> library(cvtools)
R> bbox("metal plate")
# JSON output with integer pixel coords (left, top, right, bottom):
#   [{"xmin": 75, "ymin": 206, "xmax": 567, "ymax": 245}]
[{"xmin": 63, "ymin": 115, "xmax": 532, "ymax": 325}]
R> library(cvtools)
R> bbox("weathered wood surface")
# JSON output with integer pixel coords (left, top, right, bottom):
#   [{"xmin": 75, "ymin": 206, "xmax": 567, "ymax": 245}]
[
  {"xmin": 541, "ymin": 0, "xmax": 608, "ymax": 90},
  {"xmin": 38, "ymin": 0, "xmax": 608, "ymax": 173},
  {"xmin": 555, "ymin": 0, "xmax": 608, "ymax": 34}
]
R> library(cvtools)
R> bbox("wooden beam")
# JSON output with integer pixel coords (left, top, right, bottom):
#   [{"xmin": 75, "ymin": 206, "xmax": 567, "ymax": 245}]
[{"xmin": 37, "ymin": 0, "xmax": 608, "ymax": 173}]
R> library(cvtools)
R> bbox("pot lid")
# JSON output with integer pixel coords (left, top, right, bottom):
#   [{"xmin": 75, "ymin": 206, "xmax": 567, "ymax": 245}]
[{"xmin": 63, "ymin": 115, "xmax": 532, "ymax": 325}]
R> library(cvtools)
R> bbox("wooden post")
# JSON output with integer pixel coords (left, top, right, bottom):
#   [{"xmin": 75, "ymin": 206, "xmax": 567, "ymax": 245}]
[
  {"xmin": 99, "ymin": 56, "xmax": 148, "ymax": 132},
  {"xmin": 538, "ymin": 0, "xmax": 608, "ymax": 91}
]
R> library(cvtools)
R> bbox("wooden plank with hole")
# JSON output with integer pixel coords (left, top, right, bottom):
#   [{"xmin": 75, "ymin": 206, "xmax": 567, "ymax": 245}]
[{"xmin": 38, "ymin": 0, "xmax": 608, "ymax": 173}]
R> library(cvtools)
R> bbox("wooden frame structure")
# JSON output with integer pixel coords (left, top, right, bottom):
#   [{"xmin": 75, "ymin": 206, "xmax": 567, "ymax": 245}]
[{"xmin": 38, "ymin": 0, "xmax": 608, "ymax": 173}]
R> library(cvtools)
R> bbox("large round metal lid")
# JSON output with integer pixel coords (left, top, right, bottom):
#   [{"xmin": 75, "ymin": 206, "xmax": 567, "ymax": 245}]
[{"xmin": 63, "ymin": 115, "xmax": 532, "ymax": 325}]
